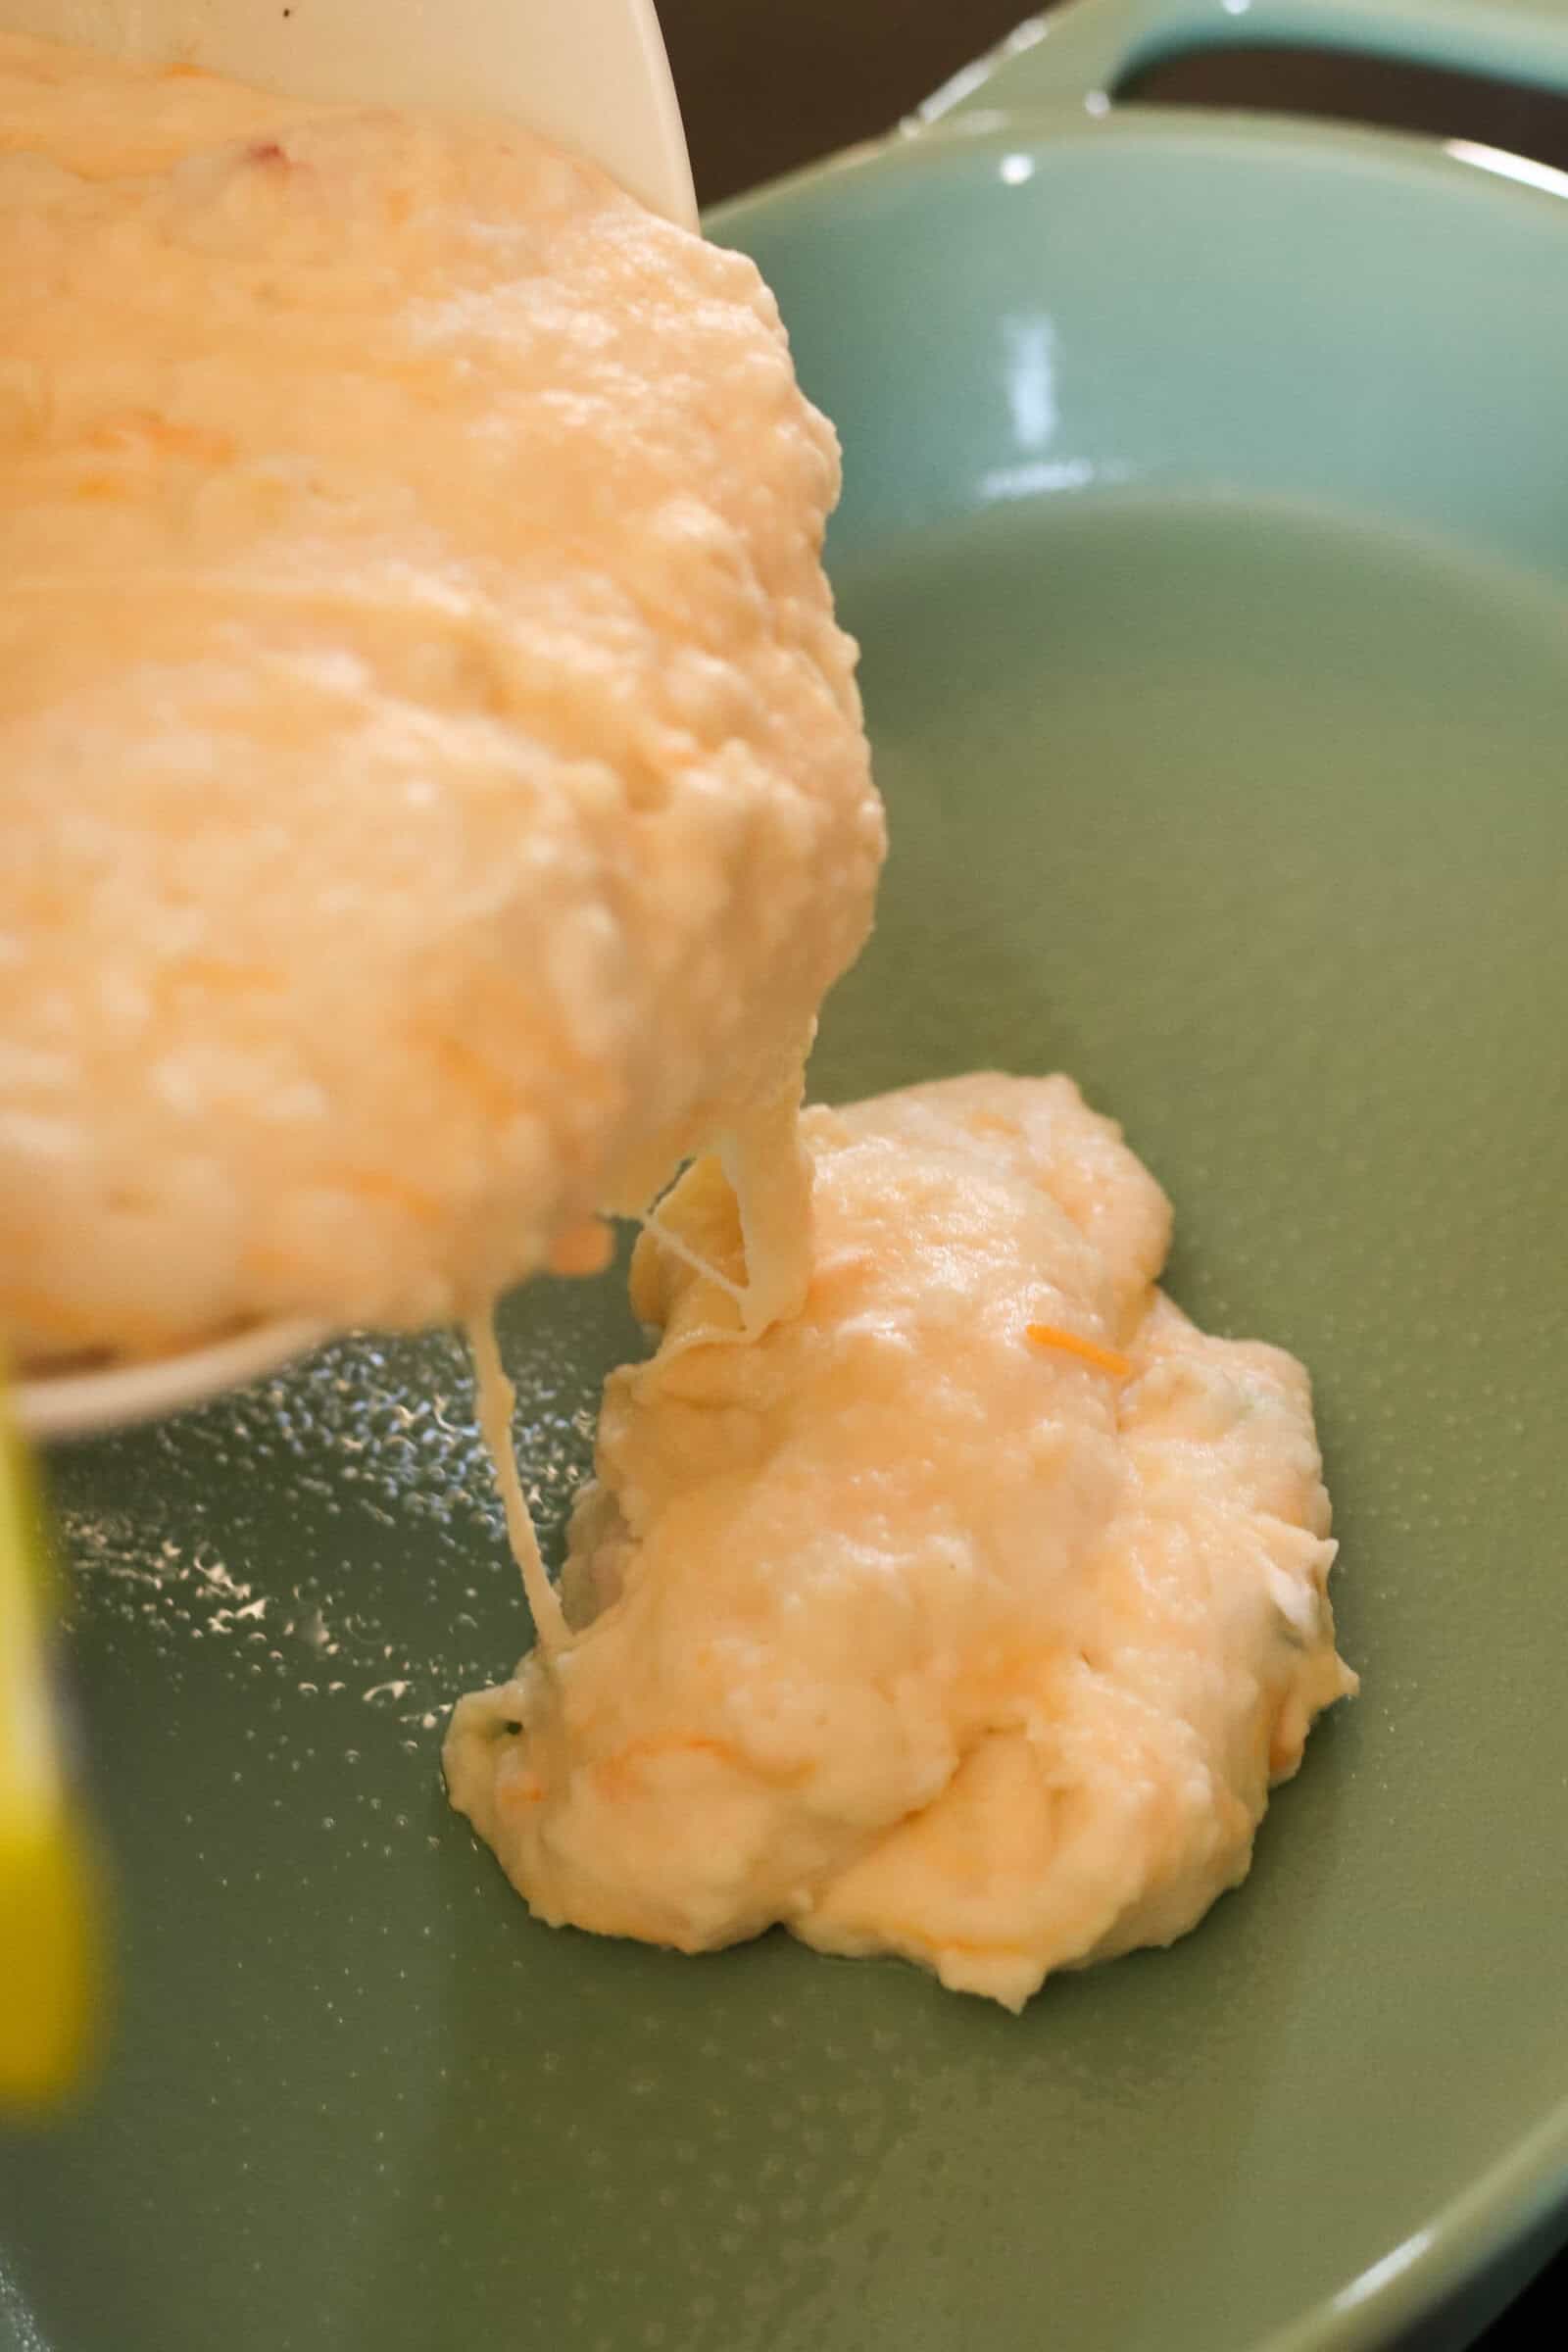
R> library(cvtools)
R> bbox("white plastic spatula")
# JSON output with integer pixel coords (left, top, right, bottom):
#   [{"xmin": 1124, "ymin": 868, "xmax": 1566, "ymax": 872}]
[{"xmin": 7, "ymin": 0, "xmax": 695, "ymax": 1443}]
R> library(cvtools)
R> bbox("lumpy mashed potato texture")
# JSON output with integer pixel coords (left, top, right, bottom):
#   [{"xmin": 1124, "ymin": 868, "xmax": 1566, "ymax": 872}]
[
  {"xmin": 0, "ymin": 33, "xmax": 881, "ymax": 1363},
  {"xmin": 446, "ymin": 1075, "xmax": 1355, "ymax": 2010}
]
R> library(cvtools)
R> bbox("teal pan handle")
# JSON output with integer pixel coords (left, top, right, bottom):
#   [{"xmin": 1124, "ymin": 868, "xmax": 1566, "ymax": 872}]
[{"xmin": 921, "ymin": 0, "xmax": 1568, "ymax": 119}]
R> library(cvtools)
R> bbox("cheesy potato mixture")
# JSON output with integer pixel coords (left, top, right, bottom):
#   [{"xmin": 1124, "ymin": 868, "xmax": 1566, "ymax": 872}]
[
  {"xmin": 0, "ymin": 32, "xmax": 879, "ymax": 1364},
  {"xmin": 448, "ymin": 1075, "xmax": 1355, "ymax": 2009},
  {"xmin": 0, "ymin": 37, "xmax": 1352, "ymax": 2007}
]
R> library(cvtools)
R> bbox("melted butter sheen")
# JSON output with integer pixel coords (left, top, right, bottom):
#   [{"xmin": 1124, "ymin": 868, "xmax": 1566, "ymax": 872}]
[{"xmin": 448, "ymin": 1074, "xmax": 1355, "ymax": 2012}]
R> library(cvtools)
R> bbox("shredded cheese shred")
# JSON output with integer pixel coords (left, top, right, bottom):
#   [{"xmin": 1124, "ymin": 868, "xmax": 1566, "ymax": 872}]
[
  {"xmin": 1026, "ymin": 1322, "xmax": 1134, "ymax": 1380},
  {"xmin": 466, "ymin": 1080, "xmax": 815, "ymax": 1668},
  {"xmin": 466, "ymin": 1312, "xmax": 568, "ymax": 1657}
]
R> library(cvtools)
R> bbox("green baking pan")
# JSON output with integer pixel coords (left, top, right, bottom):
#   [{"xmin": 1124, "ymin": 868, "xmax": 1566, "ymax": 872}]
[{"xmin": 4, "ymin": 0, "xmax": 1568, "ymax": 2345}]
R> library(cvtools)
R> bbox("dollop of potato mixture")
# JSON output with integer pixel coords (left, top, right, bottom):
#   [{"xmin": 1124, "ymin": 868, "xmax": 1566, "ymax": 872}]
[{"xmin": 449, "ymin": 1076, "xmax": 1354, "ymax": 2009}]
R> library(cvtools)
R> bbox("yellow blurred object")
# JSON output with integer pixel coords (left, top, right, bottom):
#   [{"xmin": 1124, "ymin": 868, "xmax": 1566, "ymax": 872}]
[{"xmin": 0, "ymin": 1366, "xmax": 100, "ymax": 2105}]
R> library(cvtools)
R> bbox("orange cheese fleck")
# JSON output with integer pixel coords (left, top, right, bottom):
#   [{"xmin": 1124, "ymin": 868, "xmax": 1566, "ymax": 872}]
[{"xmin": 1026, "ymin": 1322, "xmax": 1133, "ymax": 1380}]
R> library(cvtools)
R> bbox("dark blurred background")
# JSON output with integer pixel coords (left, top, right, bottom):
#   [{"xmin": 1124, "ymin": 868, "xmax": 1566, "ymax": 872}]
[
  {"xmin": 661, "ymin": 0, "xmax": 1568, "ymax": 202},
  {"xmin": 659, "ymin": 4, "xmax": 1568, "ymax": 2346}
]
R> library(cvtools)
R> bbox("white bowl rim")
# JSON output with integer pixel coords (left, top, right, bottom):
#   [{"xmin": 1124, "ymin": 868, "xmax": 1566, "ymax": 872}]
[{"xmin": 14, "ymin": 1319, "xmax": 326, "ymax": 1444}]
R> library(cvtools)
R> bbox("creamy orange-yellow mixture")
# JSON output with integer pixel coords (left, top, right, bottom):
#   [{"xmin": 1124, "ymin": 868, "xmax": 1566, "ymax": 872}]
[
  {"xmin": 0, "ymin": 37, "xmax": 1352, "ymax": 2008},
  {"xmin": 0, "ymin": 32, "xmax": 879, "ymax": 1365},
  {"xmin": 449, "ymin": 1076, "xmax": 1354, "ymax": 2009}
]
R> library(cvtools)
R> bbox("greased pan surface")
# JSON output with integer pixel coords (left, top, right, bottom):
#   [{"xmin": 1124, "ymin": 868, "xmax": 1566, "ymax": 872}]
[{"xmin": 5, "ymin": 8, "xmax": 1568, "ymax": 2348}]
